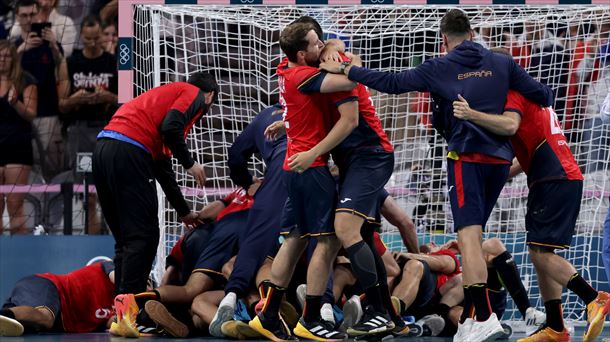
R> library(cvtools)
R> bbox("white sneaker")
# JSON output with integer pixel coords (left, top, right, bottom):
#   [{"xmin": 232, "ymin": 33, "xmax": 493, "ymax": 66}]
[
  {"xmin": 463, "ymin": 313, "xmax": 504, "ymax": 342},
  {"xmin": 296, "ymin": 284, "xmax": 306, "ymax": 311},
  {"xmin": 209, "ymin": 292, "xmax": 236, "ymax": 337},
  {"xmin": 524, "ymin": 307, "xmax": 546, "ymax": 327},
  {"xmin": 0, "ymin": 315, "xmax": 24, "ymax": 337},
  {"xmin": 340, "ymin": 295, "xmax": 363, "ymax": 331},
  {"xmin": 453, "ymin": 318, "xmax": 474, "ymax": 342},
  {"xmin": 321, "ymin": 303, "xmax": 335, "ymax": 324},
  {"xmin": 416, "ymin": 314, "xmax": 445, "ymax": 337}
]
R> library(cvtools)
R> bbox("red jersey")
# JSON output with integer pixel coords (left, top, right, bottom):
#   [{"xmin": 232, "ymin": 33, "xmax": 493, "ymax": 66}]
[
  {"xmin": 431, "ymin": 249, "xmax": 461, "ymax": 291},
  {"xmin": 276, "ymin": 58, "xmax": 354, "ymax": 171},
  {"xmin": 504, "ymin": 90, "xmax": 583, "ymax": 187},
  {"xmin": 104, "ymin": 82, "xmax": 204, "ymax": 160},
  {"xmin": 37, "ymin": 263, "xmax": 115, "ymax": 333},
  {"xmin": 216, "ymin": 189, "xmax": 254, "ymax": 222}
]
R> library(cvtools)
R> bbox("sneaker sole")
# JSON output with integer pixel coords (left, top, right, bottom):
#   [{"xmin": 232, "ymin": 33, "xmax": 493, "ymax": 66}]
[
  {"xmin": 479, "ymin": 326, "xmax": 506, "ymax": 342},
  {"xmin": 347, "ymin": 322, "xmax": 395, "ymax": 337},
  {"xmin": 114, "ymin": 294, "xmax": 139, "ymax": 338},
  {"xmin": 293, "ymin": 322, "xmax": 345, "ymax": 342},
  {"xmin": 221, "ymin": 320, "xmax": 249, "ymax": 340},
  {"xmin": 249, "ymin": 316, "xmax": 294, "ymax": 342},
  {"xmin": 235, "ymin": 320, "xmax": 264, "ymax": 338},
  {"xmin": 280, "ymin": 301, "xmax": 299, "ymax": 329},
  {"xmin": 0, "ymin": 315, "xmax": 24, "ymax": 337},
  {"xmin": 210, "ymin": 302, "xmax": 236, "ymax": 337},
  {"xmin": 584, "ymin": 307, "xmax": 609, "ymax": 342},
  {"xmin": 145, "ymin": 300, "xmax": 188, "ymax": 338},
  {"xmin": 341, "ymin": 298, "xmax": 363, "ymax": 330}
]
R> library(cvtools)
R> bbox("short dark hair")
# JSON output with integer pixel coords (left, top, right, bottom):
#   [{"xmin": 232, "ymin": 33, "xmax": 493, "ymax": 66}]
[
  {"xmin": 280, "ymin": 22, "xmax": 314, "ymax": 63},
  {"xmin": 188, "ymin": 72, "xmax": 219, "ymax": 104},
  {"xmin": 440, "ymin": 9, "xmax": 471, "ymax": 38},
  {"xmin": 15, "ymin": 0, "xmax": 37, "ymax": 11},
  {"xmin": 291, "ymin": 16, "xmax": 323, "ymax": 41},
  {"xmin": 80, "ymin": 15, "xmax": 101, "ymax": 32}
]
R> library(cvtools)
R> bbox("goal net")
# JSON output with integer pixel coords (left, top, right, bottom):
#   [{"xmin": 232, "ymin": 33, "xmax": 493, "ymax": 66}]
[{"xmin": 131, "ymin": 5, "xmax": 610, "ymax": 322}]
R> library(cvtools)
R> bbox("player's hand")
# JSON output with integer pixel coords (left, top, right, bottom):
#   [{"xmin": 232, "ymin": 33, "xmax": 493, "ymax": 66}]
[
  {"xmin": 247, "ymin": 176, "xmax": 262, "ymax": 196},
  {"xmin": 186, "ymin": 162, "xmax": 206, "ymax": 187},
  {"xmin": 345, "ymin": 52, "xmax": 362, "ymax": 67},
  {"xmin": 320, "ymin": 49, "xmax": 342, "ymax": 63},
  {"xmin": 319, "ymin": 60, "xmax": 343, "ymax": 74},
  {"xmin": 288, "ymin": 150, "xmax": 317, "ymax": 173},
  {"xmin": 264, "ymin": 120, "xmax": 285, "ymax": 140},
  {"xmin": 180, "ymin": 211, "xmax": 203, "ymax": 230},
  {"xmin": 452, "ymin": 94, "xmax": 473, "ymax": 120}
]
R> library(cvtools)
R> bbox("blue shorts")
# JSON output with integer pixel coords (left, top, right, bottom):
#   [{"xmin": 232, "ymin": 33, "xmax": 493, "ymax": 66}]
[
  {"xmin": 446, "ymin": 160, "xmax": 509, "ymax": 231},
  {"xmin": 526, "ymin": 180, "xmax": 582, "ymax": 250},
  {"xmin": 336, "ymin": 150, "xmax": 394, "ymax": 221},
  {"xmin": 2, "ymin": 275, "xmax": 62, "ymax": 329},
  {"xmin": 169, "ymin": 223, "xmax": 215, "ymax": 284},
  {"xmin": 194, "ymin": 210, "xmax": 249, "ymax": 282},
  {"xmin": 280, "ymin": 166, "xmax": 336, "ymax": 238}
]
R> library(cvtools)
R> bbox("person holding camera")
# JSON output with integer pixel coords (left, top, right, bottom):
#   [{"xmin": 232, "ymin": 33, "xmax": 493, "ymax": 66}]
[{"xmin": 11, "ymin": 0, "xmax": 68, "ymax": 182}]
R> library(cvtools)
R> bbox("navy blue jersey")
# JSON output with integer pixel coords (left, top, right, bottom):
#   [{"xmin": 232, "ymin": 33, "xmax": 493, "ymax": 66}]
[
  {"xmin": 347, "ymin": 40, "xmax": 554, "ymax": 162},
  {"xmin": 228, "ymin": 104, "xmax": 287, "ymax": 189}
]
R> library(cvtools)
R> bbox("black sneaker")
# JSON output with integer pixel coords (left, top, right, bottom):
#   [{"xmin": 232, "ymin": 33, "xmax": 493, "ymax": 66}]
[
  {"xmin": 390, "ymin": 317, "xmax": 409, "ymax": 336},
  {"xmin": 135, "ymin": 308, "xmax": 163, "ymax": 336},
  {"xmin": 249, "ymin": 311, "xmax": 298, "ymax": 342},
  {"xmin": 293, "ymin": 318, "xmax": 347, "ymax": 342},
  {"xmin": 347, "ymin": 306, "xmax": 395, "ymax": 336}
]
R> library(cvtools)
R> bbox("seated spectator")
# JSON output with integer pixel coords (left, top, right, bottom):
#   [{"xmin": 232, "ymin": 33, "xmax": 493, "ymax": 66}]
[
  {"xmin": 9, "ymin": 0, "xmax": 77, "ymax": 57},
  {"xmin": 101, "ymin": 20, "xmax": 116, "ymax": 55},
  {"xmin": 12, "ymin": 0, "xmax": 67, "ymax": 182},
  {"xmin": 58, "ymin": 15, "xmax": 117, "ymax": 234},
  {"xmin": 0, "ymin": 39, "xmax": 37, "ymax": 235}
]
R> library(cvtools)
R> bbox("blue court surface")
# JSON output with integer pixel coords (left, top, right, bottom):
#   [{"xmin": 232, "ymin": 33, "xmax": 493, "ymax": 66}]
[{"xmin": 2, "ymin": 326, "xmax": 609, "ymax": 342}]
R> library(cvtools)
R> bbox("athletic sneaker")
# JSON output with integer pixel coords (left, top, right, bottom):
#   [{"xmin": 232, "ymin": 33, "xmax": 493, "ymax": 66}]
[
  {"xmin": 321, "ymin": 303, "xmax": 335, "ymax": 325},
  {"xmin": 347, "ymin": 305, "xmax": 394, "ymax": 336},
  {"xmin": 525, "ymin": 307, "xmax": 547, "ymax": 327},
  {"xmin": 210, "ymin": 292, "xmax": 237, "ymax": 338},
  {"xmin": 280, "ymin": 301, "xmax": 300, "ymax": 330},
  {"xmin": 583, "ymin": 291, "xmax": 610, "ymax": 342},
  {"xmin": 249, "ymin": 311, "xmax": 298, "ymax": 342},
  {"xmin": 0, "ymin": 314, "xmax": 24, "ymax": 337},
  {"xmin": 453, "ymin": 318, "xmax": 474, "ymax": 342},
  {"xmin": 499, "ymin": 323, "xmax": 513, "ymax": 339},
  {"xmin": 144, "ymin": 300, "xmax": 188, "ymax": 338},
  {"xmin": 517, "ymin": 325, "xmax": 570, "ymax": 342},
  {"xmin": 339, "ymin": 295, "xmax": 363, "ymax": 331},
  {"xmin": 234, "ymin": 299, "xmax": 252, "ymax": 321},
  {"xmin": 390, "ymin": 316, "xmax": 410, "ymax": 336},
  {"xmin": 390, "ymin": 296, "xmax": 403, "ymax": 316},
  {"xmin": 460, "ymin": 313, "xmax": 504, "ymax": 342},
  {"xmin": 135, "ymin": 308, "xmax": 163, "ymax": 336},
  {"xmin": 222, "ymin": 320, "xmax": 263, "ymax": 339},
  {"xmin": 416, "ymin": 314, "xmax": 445, "ymax": 337},
  {"xmin": 293, "ymin": 318, "xmax": 347, "ymax": 342},
  {"xmin": 110, "ymin": 293, "xmax": 140, "ymax": 338}
]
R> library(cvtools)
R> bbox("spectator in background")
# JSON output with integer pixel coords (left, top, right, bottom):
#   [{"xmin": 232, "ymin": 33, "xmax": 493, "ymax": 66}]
[
  {"xmin": 12, "ymin": 0, "xmax": 67, "ymax": 182},
  {"xmin": 9, "ymin": 0, "xmax": 76, "ymax": 57},
  {"xmin": 0, "ymin": 40, "xmax": 38, "ymax": 235},
  {"xmin": 101, "ymin": 20, "xmax": 116, "ymax": 56},
  {"xmin": 58, "ymin": 15, "xmax": 117, "ymax": 234}
]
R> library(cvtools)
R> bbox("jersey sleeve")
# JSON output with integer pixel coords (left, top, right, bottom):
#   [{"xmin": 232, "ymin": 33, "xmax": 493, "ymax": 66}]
[
  {"xmin": 166, "ymin": 235, "xmax": 185, "ymax": 269},
  {"xmin": 296, "ymin": 68, "xmax": 327, "ymax": 94},
  {"xmin": 504, "ymin": 90, "xmax": 526, "ymax": 117}
]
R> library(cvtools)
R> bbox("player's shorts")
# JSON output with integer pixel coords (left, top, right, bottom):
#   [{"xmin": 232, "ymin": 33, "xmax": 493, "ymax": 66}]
[
  {"xmin": 2, "ymin": 275, "xmax": 61, "ymax": 329},
  {"xmin": 447, "ymin": 159, "xmax": 509, "ymax": 231},
  {"xmin": 193, "ymin": 210, "xmax": 249, "ymax": 283},
  {"xmin": 336, "ymin": 150, "xmax": 394, "ymax": 221},
  {"xmin": 395, "ymin": 259, "xmax": 438, "ymax": 318},
  {"xmin": 280, "ymin": 166, "xmax": 336, "ymax": 238},
  {"xmin": 178, "ymin": 222, "xmax": 215, "ymax": 284},
  {"xmin": 525, "ymin": 180, "xmax": 582, "ymax": 250}
]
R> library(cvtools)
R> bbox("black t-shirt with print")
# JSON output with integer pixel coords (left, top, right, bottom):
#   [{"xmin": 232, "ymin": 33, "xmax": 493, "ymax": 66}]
[{"xmin": 66, "ymin": 49, "xmax": 118, "ymax": 122}]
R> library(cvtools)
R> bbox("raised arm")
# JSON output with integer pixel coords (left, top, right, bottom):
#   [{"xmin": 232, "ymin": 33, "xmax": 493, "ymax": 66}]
[
  {"xmin": 452, "ymin": 94, "xmax": 521, "ymax": 136},
  {"xmin": 400, "ymin": 252, "xmax": 457, "ymax": 275}
]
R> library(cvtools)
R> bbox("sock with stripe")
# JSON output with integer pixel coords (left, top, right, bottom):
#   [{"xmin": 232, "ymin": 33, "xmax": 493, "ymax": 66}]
[
  {"xmin": 470, "ymin": 283, "xmax": 492, "ymax": 321},
  {"xmin": 134, "ymin": 289, "xmax": 161, "ymax": 307},
  {"xmin": 566, "ymin": 273, "xmax": 598, "ymax": 305},
  {"xmin": 544, "ymin": 299, "xmax": 565, "ymax": 332},
  {"xmin": 258, "ymin": 280, "xmax": 271, "ymax": 299},
  {"xmin": 262, "ymin": 282, "xmax": 286, "ymax": 319},
  {"xmin": 303, "ymin": 295, "xmax": 322, "ymax": 323}
]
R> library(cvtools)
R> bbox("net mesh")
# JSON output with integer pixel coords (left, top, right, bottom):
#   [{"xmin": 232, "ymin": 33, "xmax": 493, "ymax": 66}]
[{"xmin": 131, "ymin": 5, "xmax": 610, "ymax": 321}]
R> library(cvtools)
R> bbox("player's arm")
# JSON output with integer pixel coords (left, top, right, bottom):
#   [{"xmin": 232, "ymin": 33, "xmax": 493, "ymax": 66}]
[
  {"xmin": 161, "ymin": 265, "xmax": 180, "ymax": 286},
  {"xmin": 228, "ymin": 121, "xmax": 258, "ymax": 190},
  {"xmin": 509, "ymin": 59, "xmax": 554, "ymax": 107},
  {"xmin": 508, "ymin": 158, "xmax": 523, "ymax": 179},
  {"xmin": 153, "ymin": 158, "xmax": 201, "ymax": 227},
  {"xmin": 400, "ymin": 253, "xmax": 456, "ymax": 275},
  {"xmin": 198, "ymin": 200, "xmax": 226, "ymax": 222},
  {"xmin": 601, "ymin": 88, "xmax": 610, "ymax": 124},
  {"xmin": 380, "ymin": 195, "xmax": 419, "ymax": 254},
  {"xmin": 287, "ymin": 99, "xmax": 359, "ymax": 172},
  {"xmin": 452, "ymin": 94, "xmax": 521, "ymax": 136}
]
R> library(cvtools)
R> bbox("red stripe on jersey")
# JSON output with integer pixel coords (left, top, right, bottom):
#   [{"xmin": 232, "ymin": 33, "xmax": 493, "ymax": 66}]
[
  {"xmin": 372, "ymin": 232, "xmax": 387, "ymax": 255},
  {"xmin": 460, "ymin": 153, "xmax": 511, "ymax": 165},
  {"xmin": 37, "ymin": 264, "xmax": 115, "ymax": 332},
  {"xmin": 216, "ymin": 189, "xmax": 254, "ymax": 222},
  {"xmin": 455, "ymin": 160, "xmax": 465, "ymax": 208}
]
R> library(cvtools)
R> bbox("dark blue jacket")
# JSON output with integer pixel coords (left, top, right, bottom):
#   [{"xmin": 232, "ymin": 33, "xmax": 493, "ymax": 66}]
[
  {"xmin": 348, "ymin": 40, "xmax": 554, "ymax": 161},
  {"xmin": 228, "ymin": 104, "xmax": 287, "ymax": 189}
]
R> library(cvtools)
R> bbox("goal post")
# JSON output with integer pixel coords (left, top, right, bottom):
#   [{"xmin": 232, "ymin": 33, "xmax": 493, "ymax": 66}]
[{"xmin": 128, "ymin": 4, "xmax": 610, "ymax": 322}]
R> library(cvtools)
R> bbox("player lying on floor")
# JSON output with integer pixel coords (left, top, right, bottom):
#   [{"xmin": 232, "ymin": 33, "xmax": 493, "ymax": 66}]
[
  {"xmin": 0, "ymin": 260, "xmax": 116, "ymax": 337},
  {"xmin": 110, "ymin": 185, "xmax": 259, "ymax": 338}
]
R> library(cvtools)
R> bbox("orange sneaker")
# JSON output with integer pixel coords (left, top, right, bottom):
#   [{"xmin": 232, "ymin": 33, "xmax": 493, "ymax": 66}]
[
  {"xmin": 584, "ymin": 291, "xmax": 610, "ymax": 342},
  {"xmin": 517, "ymin": 326, "xmax": 570, "ymax": 342},
  {"xmin": 110, "ymin": 294, "xmax": 140, "ymax": 338}
]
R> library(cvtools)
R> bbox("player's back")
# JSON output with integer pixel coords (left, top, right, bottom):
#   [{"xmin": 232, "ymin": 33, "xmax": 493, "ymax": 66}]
[
  {"xmin": 104, "ymin": 82, "xmax": 203, "ymax": 159},
  {"xmin": 277, "ymin": 60, "xmax": 333, "ymax": 170},
  {"xmin": 505, "ymin": 90, "xmax": 583, "ymax": 187}
]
